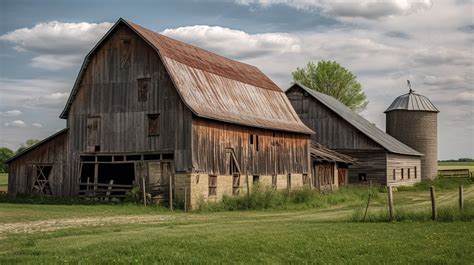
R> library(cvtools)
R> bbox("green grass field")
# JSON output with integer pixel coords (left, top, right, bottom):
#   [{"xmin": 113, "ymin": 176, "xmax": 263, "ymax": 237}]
[
  {"xmin": 438, "ymin": 161, "xmax": 474, "ymax": 172},
  {"xmin": 0, "ymin": 184, "xmax": 473, "ymax": 264},
  {"xmin": 0, "ymin": 173, "xmax": 7, "ymax": 192},
  {"xmin": 0, "ymin": 173, "xmax": 7, "ymax": 185}
]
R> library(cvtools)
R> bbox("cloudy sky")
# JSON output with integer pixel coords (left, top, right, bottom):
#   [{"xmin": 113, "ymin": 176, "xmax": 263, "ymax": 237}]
[{"xmin": 0, "ymin": 0, "xmax": 472, "ymax": 159}]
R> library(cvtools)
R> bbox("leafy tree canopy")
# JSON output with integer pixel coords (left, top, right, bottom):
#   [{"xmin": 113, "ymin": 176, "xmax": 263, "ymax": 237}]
[
  {"xmin": 16, "ymin": 139, "xmax": 40, "ymax": 154},
  {"xmin": 292, "ymin": 60, "xmax": 368, "ymax": 112},
  {"xmin": 0, "ymin": 147, "xmax": 14, "ymax": 173}
]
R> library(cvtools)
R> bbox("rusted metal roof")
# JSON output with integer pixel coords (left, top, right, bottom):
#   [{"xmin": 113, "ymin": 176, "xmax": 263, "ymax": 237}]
[
  {"xmin": 60, "ymin": 18, "xmax": 312, "ymax": 134},
  {"xmin": 385, "ymin": 90, "xmax": 439, "ymax": 113},
  {"xmin": 289, "ymin": 83, "xmax": 423, "ymax": 156},
  {"xmin": 311, "ymin": 141, "xmax": 356, "ymax": 165}
]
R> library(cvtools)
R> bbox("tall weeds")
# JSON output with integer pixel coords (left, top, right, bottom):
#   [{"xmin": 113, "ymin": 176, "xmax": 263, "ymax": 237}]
[{"xmin": 196, "ymin": 184, "xmax": 378, "ymax": 212}]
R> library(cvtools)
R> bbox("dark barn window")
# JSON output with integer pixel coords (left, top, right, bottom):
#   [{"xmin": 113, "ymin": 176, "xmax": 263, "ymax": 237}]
[
  {"xmin": 253, "ymin": 175, "xmax": 260, "ymax": 184},
  {"xmin": 120, "ymin": 38, "xmax": 131, "ymax": 68},
  {"xmin": 255, "ymin": 135, "xmax": 259, "ymax": 151},
  {"xmin": 148, "ymin": 114, "xmax": 160, "ymax": 136},
  {"xmin": 137, "ymin": 78, "xmax": 150, "ymax": 102},
  {"xmin": 359, "ymin": 173, "xmax": 367, "ymax": 182},
  {"xmin": 209, "ymin": 175, "xmax": 217, "ymax": 196}
]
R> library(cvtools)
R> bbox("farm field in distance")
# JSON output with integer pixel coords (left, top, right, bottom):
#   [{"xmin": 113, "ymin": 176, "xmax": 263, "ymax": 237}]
[
  {"xmin": 0, "ymin": 173, "xmax": 7, "ymax": 192},
  {"xmin": 438, "ymin": 161, "xmax": 474, "ymax": 172},
  {"xmin": 0, "ymin": 183, "xmax": 473, "ymax": 264}
]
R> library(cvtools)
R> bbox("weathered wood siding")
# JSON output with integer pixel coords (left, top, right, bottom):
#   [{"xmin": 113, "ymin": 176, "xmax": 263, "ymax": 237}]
[
  {"xmin": 66, "ymin": 24, "xmax": 193, "ymax": 195},
  {"xmin": 335, "ymin": 149, "xmax": 388, "ymax": 185},
  {"xmin": 8, "ymin": 132, "xmax": 68, "ymax": 196},
  {"xmin": 286, "ymin": 87, "xmax": 382, "ymax": 150},
  {"xmin": 336, "ymin": 150, "xmax": 387, "ymax": 185},
  {"xmin": 386, "ymin": 153, "xmax": 422, "ymax": 186},
  {"xmin": 192, "ymin": 118, "xmax": 310, "ymax": 175}
]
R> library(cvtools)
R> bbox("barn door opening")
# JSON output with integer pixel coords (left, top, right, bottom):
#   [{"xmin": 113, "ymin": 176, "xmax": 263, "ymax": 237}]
[
  {"xmin": 87, "ymin": 116, "xmax": 101, "ymax": 152},
  {"xmin": 78, "ymin": 162, "xmax": 135, "ymax": 199},
  {"xmin": 337, "ymin": 168, "xmax": 347, "ymax": 186},
  {"xmin": 98, "ymin": 163, "xmax": 135, "ymax": 185},
  {"xmin": 32, "ymin": 165, "xmax": 52, "ymax": 195}
]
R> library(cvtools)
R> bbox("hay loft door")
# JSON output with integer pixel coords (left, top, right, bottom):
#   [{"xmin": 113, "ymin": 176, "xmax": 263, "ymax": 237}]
[{"xmin": 87, "ymin": 116, "xmax": 101, "ymax": 152}]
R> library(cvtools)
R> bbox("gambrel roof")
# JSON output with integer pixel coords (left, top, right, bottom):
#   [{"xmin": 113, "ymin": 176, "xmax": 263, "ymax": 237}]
[
  {"xmin": 60, "ymin": 18, "xmax": 312, "ymax": 135},
  {"xmin": 287, "ymin": 83, "xmax": 422, "ymax": 156}
]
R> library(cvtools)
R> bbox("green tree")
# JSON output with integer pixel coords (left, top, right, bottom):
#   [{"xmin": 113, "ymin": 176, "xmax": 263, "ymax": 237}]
[
  {"xmin": 16, "ymin": 139, "xmax": 40, "ymax": 153},
  {"xmin": 292, "ymin": 60, "xmax": 368, "ymax": 112},
  {"xmin": 0, "ymin": 147, "xmax": 14, "ymax": 173}
]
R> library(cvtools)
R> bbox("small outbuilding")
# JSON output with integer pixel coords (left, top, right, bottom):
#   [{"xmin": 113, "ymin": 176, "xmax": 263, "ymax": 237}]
[
  {"xmin": 311, "ymin": 142, "xmax": 355, "ymax": 190},
  {"xmin": 286, "ymin": 83, "xmax": 423, "ymax": 186}
]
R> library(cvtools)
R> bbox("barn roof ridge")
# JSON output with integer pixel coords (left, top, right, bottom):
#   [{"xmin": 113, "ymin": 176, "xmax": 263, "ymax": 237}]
[
  {"xmin": 288, "ymin": 82, "xmax": 423, "ymax": 156},
  {"xmin": 123, "ymin": 20, "xmax": 269, "ymax": 82},
  {"xmin": 60, "ymin": 18, "xmax": 312, "ymax": 134},
  {"xmin": 5, "ymin": 128, "xmax": 69, "ymax": 164}
]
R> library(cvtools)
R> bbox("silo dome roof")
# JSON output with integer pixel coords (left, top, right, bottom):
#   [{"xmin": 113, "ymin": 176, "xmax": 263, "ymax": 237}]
[{"xmin": 385, "ymin": 89, "xmax": 439, "ymax": 113}]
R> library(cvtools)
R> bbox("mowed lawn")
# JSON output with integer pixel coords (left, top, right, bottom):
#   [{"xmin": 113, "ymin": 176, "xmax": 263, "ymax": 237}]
[{"xmin": 0, "ymin": 186, "xmax": 473, "ymax": 264}]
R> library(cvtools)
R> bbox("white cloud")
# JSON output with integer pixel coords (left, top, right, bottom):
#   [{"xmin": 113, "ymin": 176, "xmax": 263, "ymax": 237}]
[
  {"xmin": 162, "ymin": 25, "xmax": 301, "ymax": 59},
  {"xmin": 0, "ymin": 21, "xmax": 113, "ymax": 71},
  {"xmin": 235, "ymin": 0, "xmax": 433, "ymax": 19},
  {"xmin": 0, "ymin": 78, "xmax": 70, "ymax": 109},
  {"xmin": 4, "ymin": 120, "xmax": 27, "ymax": 128},
  {"xmin": 31, "ymin": 122, "xmax": 43, "ymax": 128},
  {"xmin": 30, "ymin": 54, "xmax": 83, "ymax": 71},
  {"xmin": 0, "ymin": 110, "xmax": 22, "ymax": 116}
]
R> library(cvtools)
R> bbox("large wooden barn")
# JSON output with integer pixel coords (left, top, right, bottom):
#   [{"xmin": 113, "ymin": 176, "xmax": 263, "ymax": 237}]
[
  {"xmin": 6, "ymin": 19, "xmax": 314, "ymax": 208},
  {"xmin": 286, "ymin": 83, "xmax": 422, "ymax": 186}
]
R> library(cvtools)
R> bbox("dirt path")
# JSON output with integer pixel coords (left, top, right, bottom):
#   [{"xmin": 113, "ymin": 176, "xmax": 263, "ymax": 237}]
[
  {"xmin": 1, "ymin": 186, "xmax": 471, "ymax": 236},
  {"xmin": 0, "ymin": 215, "xmax": 174, "ymax": 235}
]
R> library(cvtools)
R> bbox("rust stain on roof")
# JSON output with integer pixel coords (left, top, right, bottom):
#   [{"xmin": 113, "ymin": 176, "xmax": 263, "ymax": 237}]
[
  {"xmin": 60, "ymin": 18, "xmax": 312, "ymax": 134},
  {"xmin": 126, "ymin": 20, "xmax": 281, "ymax": 92}
]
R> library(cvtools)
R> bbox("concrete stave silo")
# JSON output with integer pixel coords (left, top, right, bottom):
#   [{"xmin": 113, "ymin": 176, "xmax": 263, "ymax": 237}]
[{"xmin": 385, "ymin": 82, "xmax": 439, "ymax": 179}]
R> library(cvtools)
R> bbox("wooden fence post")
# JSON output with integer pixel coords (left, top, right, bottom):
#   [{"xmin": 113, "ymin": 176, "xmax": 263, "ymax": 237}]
[
  {"xmin": 246, "ymin": 175, "xmax": 250, "ymax": 199},
  {"xmin": 184, "ymin": 187, "xmax": 188, "ymax": 212},
  {"xmin": 169, "ymin": 174, "xmax": 173, "ymax": 211},
  {"xmin": 459, "ymin": 185, "xmax": 464, "ymax": 210},
  {"xmin": 387, "ymin": 186, "xmax": 394, "ymax": 221},
  {"xmin": 142, "ymin": 177, "xmax": 147, "ymax": 207},
  {"xmin": 430, "ymin": 186, "xmax": 437, "ymax": 220},
  {"xmin": 363, "ymin": 193, "xmax": 372, "ymax": 222}
]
